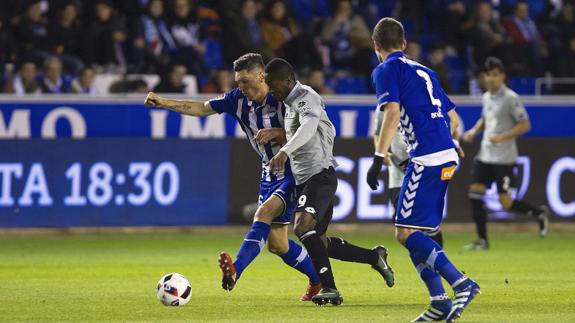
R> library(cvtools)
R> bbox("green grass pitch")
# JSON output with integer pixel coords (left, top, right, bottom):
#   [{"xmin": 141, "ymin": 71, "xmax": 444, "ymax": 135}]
[{"xmin": 1, "ymin": 228, "xmax": 574, "ymax": 322}]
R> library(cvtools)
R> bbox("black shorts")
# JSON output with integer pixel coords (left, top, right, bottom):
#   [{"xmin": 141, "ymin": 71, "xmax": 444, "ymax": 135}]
[
  {"xmin": 471, "ymin": 159, "xmax": 516, "ymax": 193},
  {"xmin": 295, "ymin": 167, "xmax": 338, "ymax": 236}
]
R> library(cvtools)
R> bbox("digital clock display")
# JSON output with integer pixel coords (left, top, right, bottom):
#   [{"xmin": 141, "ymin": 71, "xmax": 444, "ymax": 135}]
[{"xmin": 0, "ymin": 139, "xmax": 230, "ymax": 227}]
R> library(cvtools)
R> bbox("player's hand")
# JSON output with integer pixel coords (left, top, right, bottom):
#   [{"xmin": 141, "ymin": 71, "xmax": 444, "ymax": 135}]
[
  {"xmin": 255, "ymin": 128, "xmax": 286, "ymax": 145},
  {"xmin": 489, "ymin": 134, "xmax": 505, "ymax": 144},
  {"xmin": 144, "ymin": 92, "xmax": 163, "ymax": 107},
  {"xmin": 453, "ymin": 139, "xmax": 465, "ymax": 158},
  {"xmin": 462, "ymin": 130, "xmax": 475, "ymax": 143},
  {"xmin": 267, "ymin": 151, "xmax": 288, "ymax": 175},
  {"xmin": 366, "ymin": 155, "xmax": 384, "ymax": 190}
]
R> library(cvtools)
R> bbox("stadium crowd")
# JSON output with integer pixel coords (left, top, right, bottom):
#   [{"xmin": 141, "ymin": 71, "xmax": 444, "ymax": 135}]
[{"xmin": 0, "ymin": 0, "xmax": 574, "ymax": 96}]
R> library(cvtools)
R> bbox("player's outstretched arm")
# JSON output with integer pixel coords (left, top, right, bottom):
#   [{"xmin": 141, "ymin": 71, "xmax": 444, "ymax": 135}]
[
  {"xmin": 489, "ymin": 118, "xmax": 531, "ymax": 144},
  {"xmin": 144, "ymin": 92, "xmax": 216, "ymax": 117},
  {"xmin": 462, "ymin": 117, "xmax": 485, "ymax": 143}
]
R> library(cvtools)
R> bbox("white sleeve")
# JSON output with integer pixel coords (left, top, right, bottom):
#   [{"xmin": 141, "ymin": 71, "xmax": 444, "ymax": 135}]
[{"xmin": 280, "ymin": 94, "xmax": 321, "ymax": 156}]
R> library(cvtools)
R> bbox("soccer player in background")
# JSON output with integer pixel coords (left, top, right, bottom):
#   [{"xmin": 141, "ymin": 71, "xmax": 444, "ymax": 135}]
[
  {"xmin": 265, "ymin": 58, "xmax": 395, "ymax": 306},
  {"xmin": 145, "ymin": 53, "xmax": 322, "ymax": 301},
  {"xmin": 367, "ymin": 18, "xmax": 479, "ymax": 322},
  {"xmin": 462, "ymin": 57, "xmax": 549, "ymax": 251}
]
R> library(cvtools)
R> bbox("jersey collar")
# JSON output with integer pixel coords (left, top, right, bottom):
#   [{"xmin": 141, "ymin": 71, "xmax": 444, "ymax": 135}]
[
  {"xmin": 385, "ymin": 51, "xmax": 404, "ymax": 62},
  {"xmin": 284, "ymin": 81, "xmax": 302, "ymax": 106},
  {"xmin": 490, "ymin": 84, "xmax": 507, "ymax": 98}
]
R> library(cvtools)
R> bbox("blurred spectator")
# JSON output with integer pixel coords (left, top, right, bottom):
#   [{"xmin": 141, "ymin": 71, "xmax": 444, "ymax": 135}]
[
  {"xmin": 356, "ymin": 0, "xmax": 398, "ymax": 29},
  {"xmin": 109, "ymin": 78, "xmax": 150, "ymax": 94},
  {"xmin": 537, "ymin": 1, "xmax": 564, "ymax": 75},
  {"xmin": 222, "ymin": 0, "xmax": 275, "ymax": 64},
  {"xmin": 131, "ymin": 79, "xmax": 150, "ymax": 93},
  {"xmin": 260, "ymin": 0, "xmax": 322, "ymax": 73},
  {"xmin": 558, "ymin": 1, "xmax": 575, "ymax": 40},
  {"xmin": 423, "ymin": 43, "xmax": 453, "ymax": 93},
  {"xmin": 49, "ymin": 1, "xmax": 84, "ymax": 74},
  {"xmin": 137, "ymin": 0, "xmax": 176, "ymax": 73},
  {"xmin": 2, "ymin": 61, "xmax": 42, "ymax": 95},
  {"xmin": 70, "ymin": 67, "xmax": 96, "ymax": 95},
  {"xmin": 320, "ymin": 0, "xmax": 373, "ymax": 76},
  {"xmin": 83, "ymin": 0, "xmax": 128, "ymax": 71},
  {"xmin": 200, "ymin": 69, "xmax": 234, "ymax": 93},
  {"xmin": 503, "ymin": 1, "xmax": 547, "ymax": 75},
  {"xmin": 153, "ymin": 64, "xmax": 188, "ymax": 93},
  {"xmin": 553, "ymin": 34, "xmax": 575, "ymax": 94},
  {"xmin": 11, "ymin": 1, "xmax": 52, "ymax": 66},
  {"xmin": 168, "ymin": 0, "xmax": 209, "ymax": 76},
  {"xmin": 468, "ymin": 2, "xmax": 510, "ymax": 68},
  {"xmin": 260, "ymin": 0, "xmax": 299, "ymax": 56},
  {"xmin": 405, "ymin": 39, "xmax": 422, "ymax": 62},
  {"xmin": 428, "ymin": 0, "xmax": 473, "ymax": 54},
  {"xmin": 40, "ymin": 57, "xmax": 72, "ymax": 94},
  {"xmin": 306, "ymin": 69, "xmax": 333, "ymax": 94},
  {"xmin": 0, "ymin": 17, "xmax": 14, "ymax": 75}
]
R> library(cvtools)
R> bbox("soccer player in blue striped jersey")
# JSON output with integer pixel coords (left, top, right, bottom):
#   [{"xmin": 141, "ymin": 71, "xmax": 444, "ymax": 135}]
[
  {"xmin": 366, "ymin": 18, "xmax": 480, "ymax": 322},
  {"xmin": 144, "ymin": 53, "xmax": 322, "ymax": 301}
]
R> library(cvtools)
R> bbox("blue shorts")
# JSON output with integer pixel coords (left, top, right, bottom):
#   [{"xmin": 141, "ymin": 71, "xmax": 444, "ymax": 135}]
[
  {"xmin": 395, "ymin": 161, "xmax": 457, "ymax": 231},
  {"xmin": 259, "ymin": 175, "xmax": 297, "ymax": 225}
]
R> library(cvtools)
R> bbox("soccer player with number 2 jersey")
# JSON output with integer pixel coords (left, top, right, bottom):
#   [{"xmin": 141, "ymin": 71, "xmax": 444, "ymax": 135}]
[{"xmin": 367, "ymin": 18, "xmax": 479, "ymax": 322}]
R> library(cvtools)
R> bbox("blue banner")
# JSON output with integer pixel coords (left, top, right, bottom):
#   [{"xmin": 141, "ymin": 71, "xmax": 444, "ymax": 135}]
[
  {"xmin": 1, "ymin": 98, "xmax": 574, "ymax": 138},
  {"xmin": 0, "ymin": 139, "xmax": 229, "ymax": 227}
]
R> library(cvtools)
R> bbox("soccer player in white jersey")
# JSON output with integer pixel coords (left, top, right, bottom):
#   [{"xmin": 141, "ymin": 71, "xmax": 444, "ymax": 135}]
[
  {"xmin": 462, "ymin": 57, "xmax": 549, "ymax": 250},
  {"xmin": 264, "ymin": 58, "xmax": 395, "ymax": 306},
  {"xmin": 367, "ymin": 18, "xmax": 479, "ymax": 322}
]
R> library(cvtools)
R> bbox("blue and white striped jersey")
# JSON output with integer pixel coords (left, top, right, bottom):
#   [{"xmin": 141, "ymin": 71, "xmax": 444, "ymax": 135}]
[
  {"xmin": 372, "ymin": 51, "xmax": 458, "ymax": 166},
  {"xmin": 209, "ymin": 88, "xmax": 293, "ymax": 182}
]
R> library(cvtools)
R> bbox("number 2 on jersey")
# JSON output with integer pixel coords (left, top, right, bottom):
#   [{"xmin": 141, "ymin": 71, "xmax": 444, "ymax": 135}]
[{"xmin": 416, "ymin": 69, "xmax": 442, "ymax": 108}]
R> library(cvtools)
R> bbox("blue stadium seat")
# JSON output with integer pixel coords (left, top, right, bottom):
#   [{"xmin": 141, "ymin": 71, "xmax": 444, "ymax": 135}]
[
  {"xmin": 400, "ymin": 19, "xmax": 415, "ymax": 38},
  {"xmin": 419, "ymin": 33, "xmax": 440, "ymax": 57},
  {"xmin": 204, "ymin": 39, "xmax": 224, "ymax": 70},
  {"xmin": 510, "ymin": 77, "xmax": 536, "ymax": 95},
  {"xmin": 335, "ymin": 76, "xmax": 369, "ymax": 94}
]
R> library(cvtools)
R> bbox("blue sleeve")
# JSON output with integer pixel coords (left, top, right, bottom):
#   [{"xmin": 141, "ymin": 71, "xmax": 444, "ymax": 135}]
[
  {"xmin": 441, "ymin": 91, "xmax": 456, "ymax": 112},
  {"xmin": 373, "ymin": 63, "xmax": 400, "ymax": 109},
  {"xmin": 209, "ymin": 88, "xmax": 240, "ymax": 115}
]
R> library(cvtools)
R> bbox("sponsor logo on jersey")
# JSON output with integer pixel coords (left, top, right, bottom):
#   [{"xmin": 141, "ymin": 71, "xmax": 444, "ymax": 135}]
[{"xmin": 441, "ymin": 165, "xmax": 456, "ymax": 180}]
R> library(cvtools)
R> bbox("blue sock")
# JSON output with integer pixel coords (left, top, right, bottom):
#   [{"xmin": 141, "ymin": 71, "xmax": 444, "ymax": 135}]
[
  {"xmin": 410, "ymin": 253, "xmax": 448, "ymax": 300},
  {"xmin": 405, "ymin": 231, "xmax": 464, "ymax": 286},
  {"xmin": 234, "ymin": 221, "xmax": 270, "ymax": 278},
  {"xmin": 280, "ymin": 239, "xmax": 321, "ymax": 284}
]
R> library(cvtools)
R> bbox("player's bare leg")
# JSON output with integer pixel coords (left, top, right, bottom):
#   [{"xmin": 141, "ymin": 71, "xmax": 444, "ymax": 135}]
[{"xmin": 499, "ymin": 192, "xmax": 550, "ymax": 238}]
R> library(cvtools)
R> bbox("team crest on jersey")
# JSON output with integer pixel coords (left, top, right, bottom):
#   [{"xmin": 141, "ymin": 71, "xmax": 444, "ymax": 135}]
[
  {"xmin": 441, "ymin": 165, "xmax": 456, "ymax": 181},
  {"xmin": 297, "ymin": 101, "xmax": 311, "ymax": 113}
]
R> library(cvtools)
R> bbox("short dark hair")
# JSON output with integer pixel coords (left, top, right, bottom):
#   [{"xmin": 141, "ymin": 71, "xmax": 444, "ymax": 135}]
[
  {"xmin": 264, "ymin": 58, "xmax": 295, "ymax": 81},
  {"xmin": 233, "ymin": 53, "xmax": 265, "ymax": 72},
  {"xmin": 372, "ymin": 17, "xmax": 405, "ymax": 51},
  {"xmin": 483, "ymin": 56, "xmax": 505, "ymax": 73}
]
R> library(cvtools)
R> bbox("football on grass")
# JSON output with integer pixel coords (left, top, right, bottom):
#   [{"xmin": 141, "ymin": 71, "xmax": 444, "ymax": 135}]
[{"xmin": 156, "ymin": 273, "xmax": 192, "ymax": 306}]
